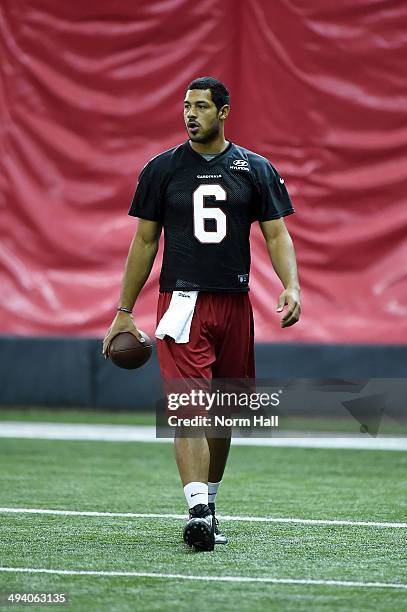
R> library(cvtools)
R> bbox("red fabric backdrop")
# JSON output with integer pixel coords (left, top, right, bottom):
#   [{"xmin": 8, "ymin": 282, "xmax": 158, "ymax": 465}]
[{"xmin": 1, "ymin": 0, "xmax": 406, "ymax": 343}]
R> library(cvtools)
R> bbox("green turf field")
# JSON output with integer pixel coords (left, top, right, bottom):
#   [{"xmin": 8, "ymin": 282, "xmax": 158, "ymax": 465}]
[{"xmin": 0, "ymin": 413, "xmax": 406, "ymax": 611}]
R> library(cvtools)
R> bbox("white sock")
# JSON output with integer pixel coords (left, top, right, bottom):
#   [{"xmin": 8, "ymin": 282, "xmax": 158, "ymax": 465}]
[
  {"xmin": 183, "ymin": 482, "xmax": 208, "ymax": 509},
  {"xmin": 208, "ymin": 481, "xmax": 221, "ymax": 505}
]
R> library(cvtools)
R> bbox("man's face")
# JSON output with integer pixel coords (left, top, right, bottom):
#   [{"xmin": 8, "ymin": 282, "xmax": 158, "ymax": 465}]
[{"xmin": 184, "ymin": 89, "xmax": 226, "ymax": 143}]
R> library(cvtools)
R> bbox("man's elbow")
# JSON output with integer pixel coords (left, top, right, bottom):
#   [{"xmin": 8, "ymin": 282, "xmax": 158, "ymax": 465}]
[
  {"xmin": 266, "ymin": 228, "xmax": 293, "ymax": 252},
  {"xmin": 135, "ymin": 232, "xmax": 160, "ymax": 251}
]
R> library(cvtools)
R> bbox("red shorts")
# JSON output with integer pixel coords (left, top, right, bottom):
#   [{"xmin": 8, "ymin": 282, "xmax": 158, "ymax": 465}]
[{"xmin": 156, "ymin": 292, "xmax": 255, "ymax": 380}]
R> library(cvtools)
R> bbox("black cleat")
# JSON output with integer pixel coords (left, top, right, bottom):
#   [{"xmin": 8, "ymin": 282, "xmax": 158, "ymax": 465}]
[
  {"xmin": 183, "ymin": 504, "xmax": 215, "ymax": 552},
  {"xmin": 209, "ymin": 502, "xmax": 228, "ymax": 545}
]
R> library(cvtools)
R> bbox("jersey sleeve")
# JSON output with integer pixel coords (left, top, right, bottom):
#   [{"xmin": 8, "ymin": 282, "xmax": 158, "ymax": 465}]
[
  {"xmin": 128, "ymin": 160, "xmax": 164, "ymax": 221},
  {"xmin": 253, "ymin": 160, "xmax": 295, "ymax": 221}
]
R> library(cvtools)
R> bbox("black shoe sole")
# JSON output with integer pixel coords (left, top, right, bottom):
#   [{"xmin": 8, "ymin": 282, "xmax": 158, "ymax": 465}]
[{"xmin": 183, "ymin": 518, "xmax": 215, "ymax": 552}]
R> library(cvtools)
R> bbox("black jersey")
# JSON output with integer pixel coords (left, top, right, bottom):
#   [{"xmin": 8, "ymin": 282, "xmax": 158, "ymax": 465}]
[{"xmin": 128, "ymin": 141, "xmax": 294, "ymax": 292}]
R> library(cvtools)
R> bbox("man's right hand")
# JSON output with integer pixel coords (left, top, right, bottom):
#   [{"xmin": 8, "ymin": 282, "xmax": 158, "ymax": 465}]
[{"xmin": 102, "ymin": 312, "xmax": 145, "ymax": 359}]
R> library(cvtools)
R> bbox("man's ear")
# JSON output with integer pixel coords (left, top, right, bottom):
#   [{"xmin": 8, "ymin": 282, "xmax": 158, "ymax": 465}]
[{"xmin": 218, "ymin": 105, "xmax": 230, "ymax": 120}]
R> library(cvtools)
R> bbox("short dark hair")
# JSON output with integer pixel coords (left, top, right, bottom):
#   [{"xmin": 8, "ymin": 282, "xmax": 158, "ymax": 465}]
[{"xmin": 186, "ymin": 77, "xmax": 230, "ymax": 110}]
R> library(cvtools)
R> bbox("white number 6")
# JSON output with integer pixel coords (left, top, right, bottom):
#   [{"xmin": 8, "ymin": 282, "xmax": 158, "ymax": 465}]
[{"xmin": 193, "ymin": 184, "xmax": 227, "ymax": 244}]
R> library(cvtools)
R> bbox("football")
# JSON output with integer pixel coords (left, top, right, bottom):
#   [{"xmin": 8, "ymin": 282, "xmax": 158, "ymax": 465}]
[{"xmin": 109, "ymin": 331, "xmax": 153, "ymax": 370}]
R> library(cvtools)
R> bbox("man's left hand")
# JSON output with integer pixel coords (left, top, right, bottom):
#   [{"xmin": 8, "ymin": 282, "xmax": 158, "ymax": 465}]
[{"xmin": 276, "ymin": 287, "xmax": 301, "ymax": 328}]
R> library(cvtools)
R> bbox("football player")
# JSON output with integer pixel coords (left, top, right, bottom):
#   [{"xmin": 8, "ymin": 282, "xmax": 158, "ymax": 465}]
[{"xmin": 103, "ymin": 77, "xmax": 301, "ymax": 551}]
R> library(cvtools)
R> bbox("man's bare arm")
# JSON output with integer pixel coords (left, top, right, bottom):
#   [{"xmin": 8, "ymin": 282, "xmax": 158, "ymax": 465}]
[
  {"xmin": 260, "ymin": 218, "xmax": 301, "ymax": 328},
  {"xmin": 102, "ymin": 219, "xmax": 161, "ymax": 355},
  {"xmin": 118, "ymin": 219, "xmax": 162, "ymax": 310}
]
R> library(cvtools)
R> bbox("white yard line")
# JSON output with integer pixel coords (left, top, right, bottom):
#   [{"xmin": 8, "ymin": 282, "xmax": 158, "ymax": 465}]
[
  {"xmin": 0, "ymin": 567, "xmax": 405, "ymax": 590},
  {"xmin": 0, "ymin": 507, "xmax": 406, "ymax": 529},
  {"xmin": 0, "ymin": 422, "xmax": 406, "ymax": 451}
]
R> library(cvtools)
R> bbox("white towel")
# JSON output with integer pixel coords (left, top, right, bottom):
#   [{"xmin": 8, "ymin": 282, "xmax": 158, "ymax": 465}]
[{"xmin": 155, "ymin": 291, "xmax": 199, "ymax": 344}]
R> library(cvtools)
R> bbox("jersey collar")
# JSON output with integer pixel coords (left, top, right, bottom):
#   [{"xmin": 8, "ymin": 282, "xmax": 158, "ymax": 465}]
[{"xmin": 186, "ymin": 140, "xmax": 233, "ymax": 166}]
